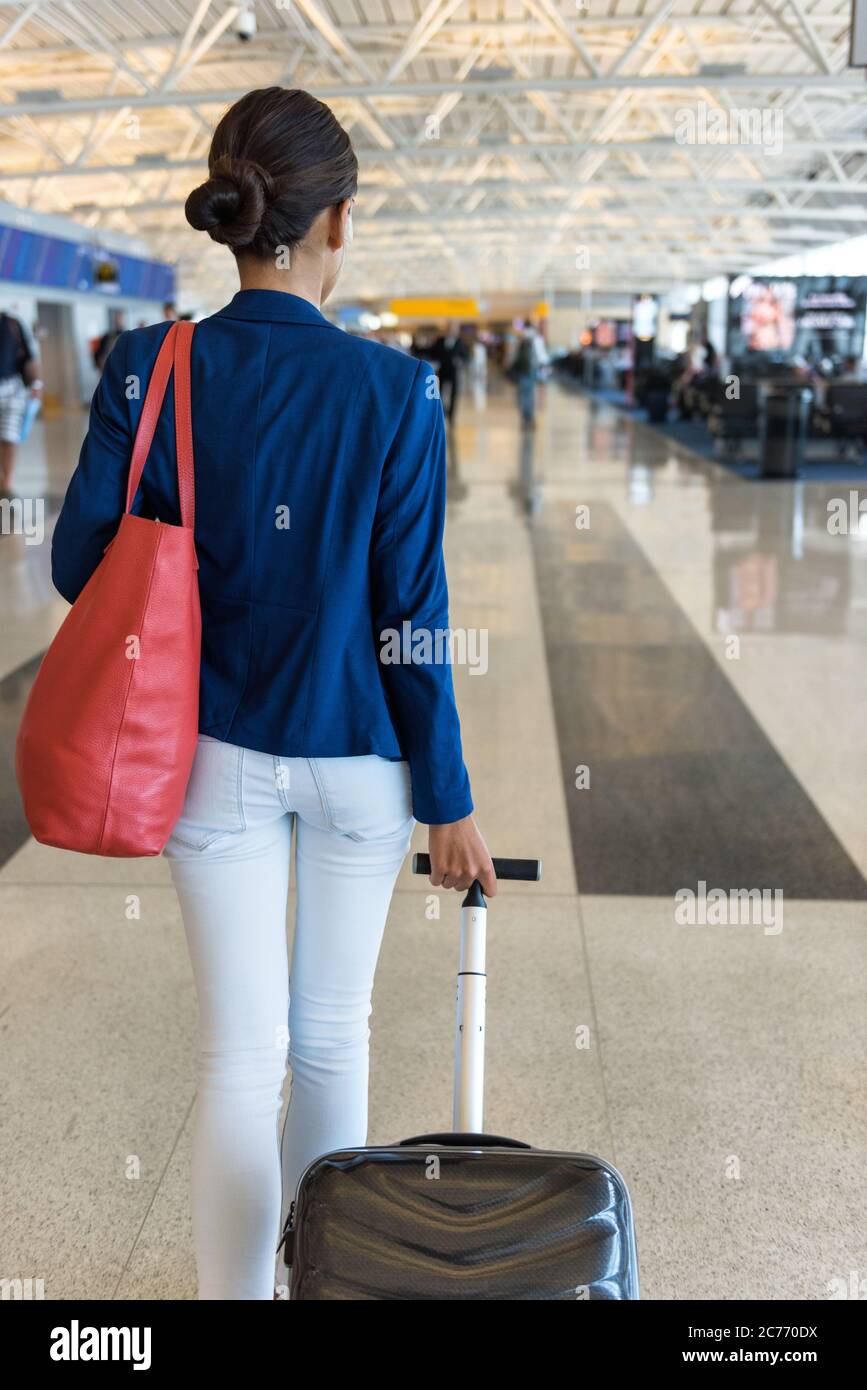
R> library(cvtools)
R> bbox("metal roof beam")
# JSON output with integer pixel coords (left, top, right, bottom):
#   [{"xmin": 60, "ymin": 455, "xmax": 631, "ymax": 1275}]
[{"xmin": 2, "ymin": 70, "xmax": 866, "ymax": 120}]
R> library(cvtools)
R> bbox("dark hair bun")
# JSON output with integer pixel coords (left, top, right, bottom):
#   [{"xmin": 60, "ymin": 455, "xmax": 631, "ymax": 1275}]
[
  {"xmin": 185, "ymin": 88, "xmax": 358, "ymax": 259},
  {"xmin": 184, "ymin": 155, "xmax": 275, "ymax": 251}
]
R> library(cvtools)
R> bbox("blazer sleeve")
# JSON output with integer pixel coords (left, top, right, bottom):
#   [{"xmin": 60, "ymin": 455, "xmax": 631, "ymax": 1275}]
[
  {"xmin": 51, "ymin": 332, "xmax": 132, "ymax": 604},
  {"xmin": 370, "ymin": 359, "xmax": 474, "ymax": 825}
]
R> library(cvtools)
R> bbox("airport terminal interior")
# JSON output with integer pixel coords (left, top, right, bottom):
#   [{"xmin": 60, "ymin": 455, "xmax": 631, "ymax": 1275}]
[{"xmin": 2, "ymin": 1, "xmax": 867, "ymax": 1306}]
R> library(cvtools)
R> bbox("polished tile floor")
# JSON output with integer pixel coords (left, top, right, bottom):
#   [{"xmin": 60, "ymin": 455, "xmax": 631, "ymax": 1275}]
[{"xmin": 1, "ymin": 378, "xmax": 865, "ymax": 1300}]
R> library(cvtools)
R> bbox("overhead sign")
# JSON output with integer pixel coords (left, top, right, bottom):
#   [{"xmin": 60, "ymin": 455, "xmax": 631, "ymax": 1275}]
[
  {"xmin": 390, "ymin": 297, "xmax": 479, "ymax": 318},
  {"xmin": 727, "ymin": 275, "xmax": 867, "ymax": 360},
  {"xmin": 0, "ymin": 220, "xmax": 175, "ymax": 301}
]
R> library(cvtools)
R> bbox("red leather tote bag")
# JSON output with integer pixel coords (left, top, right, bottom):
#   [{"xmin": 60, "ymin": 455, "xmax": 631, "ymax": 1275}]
[{"xmin": 16, "ymin": 321, "xmax": 201, "ymax": 856}]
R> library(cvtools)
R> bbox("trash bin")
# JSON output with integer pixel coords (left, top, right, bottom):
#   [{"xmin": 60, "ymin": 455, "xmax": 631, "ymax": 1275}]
[
  {"xmin": 644, "ymin": 369, "xmax": 671, "ymax": 423},
  {"xmin": 758, "ymin": 385, "xmax": 812, "ymax": 479}
]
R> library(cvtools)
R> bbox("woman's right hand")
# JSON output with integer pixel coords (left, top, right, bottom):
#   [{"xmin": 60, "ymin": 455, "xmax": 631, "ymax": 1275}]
[{"xmin": 428, "ymin": 816, "xmax": 497, "ymax": 896}]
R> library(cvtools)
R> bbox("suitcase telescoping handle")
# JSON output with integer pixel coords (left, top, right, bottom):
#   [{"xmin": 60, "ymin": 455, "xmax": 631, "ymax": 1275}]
[{"xmin": 411, "ymin": 852, "xmax": 542, "ymax": 1133}]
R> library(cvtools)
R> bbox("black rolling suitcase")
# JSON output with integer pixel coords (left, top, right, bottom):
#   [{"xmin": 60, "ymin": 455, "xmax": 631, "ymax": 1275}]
[{"xmin": 277, "ymin": 854, "xmax": 639, "ymax": 1300}]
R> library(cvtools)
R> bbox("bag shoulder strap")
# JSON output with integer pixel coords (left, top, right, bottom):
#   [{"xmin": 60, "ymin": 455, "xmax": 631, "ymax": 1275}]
[
  {"xmin": 125, "ymin": 321, "xmax": 195, "ymax": 529},
  {"xmin": 173, "ymin": 321, "xmax": 195, "ymax": 530}
]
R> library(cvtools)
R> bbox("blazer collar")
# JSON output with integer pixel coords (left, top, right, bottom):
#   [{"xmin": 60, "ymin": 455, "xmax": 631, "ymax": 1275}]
[{"xmin": 213, "ymin": 289, "xmax": 333, "ymax": 327}]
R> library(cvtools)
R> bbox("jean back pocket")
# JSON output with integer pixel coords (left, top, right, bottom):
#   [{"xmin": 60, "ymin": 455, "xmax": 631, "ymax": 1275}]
[{"xmin": 164, "ymin": 735, "xmax": 246, "ymax": 853}]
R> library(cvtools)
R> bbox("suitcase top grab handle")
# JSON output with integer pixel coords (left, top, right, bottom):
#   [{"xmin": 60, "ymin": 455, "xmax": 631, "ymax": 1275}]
[
  {"xmin": 411, "ymin": 853, "xmax": 542, "ymax": 882},
  {"xmin": 399, "ymin": 1132, "xmax": 532, "ymax": 1149}
]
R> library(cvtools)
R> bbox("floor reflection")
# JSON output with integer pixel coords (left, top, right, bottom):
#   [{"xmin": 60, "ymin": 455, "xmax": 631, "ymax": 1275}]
[{"xmin": 710, "ymin": 484, "xmax": 862, "ymax": 637}]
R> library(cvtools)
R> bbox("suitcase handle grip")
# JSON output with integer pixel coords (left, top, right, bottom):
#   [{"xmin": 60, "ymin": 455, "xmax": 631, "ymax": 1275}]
[
  {"xmin": 399, "ymin": 1132, "xmax": 532, "ymax": 1149},
  {"xmin": 411, "ymin": 853, "xmax": 541, "ymax": 882}
]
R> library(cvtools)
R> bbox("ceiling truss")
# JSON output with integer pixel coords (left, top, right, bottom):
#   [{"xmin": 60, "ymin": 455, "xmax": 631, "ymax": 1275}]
[{"xmin": 0, "ymin": 0, "xmax": 862, "ymax": 306}]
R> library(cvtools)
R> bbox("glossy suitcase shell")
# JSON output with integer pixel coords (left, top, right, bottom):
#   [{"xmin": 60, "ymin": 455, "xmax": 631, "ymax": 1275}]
[{"xmin": 287, "ymin": 1137, "xmax": 637, "ymax": 1300}]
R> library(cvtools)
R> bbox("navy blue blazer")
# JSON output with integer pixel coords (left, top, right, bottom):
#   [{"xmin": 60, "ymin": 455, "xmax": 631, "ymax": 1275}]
[{"xmin": 51, "ymin": 289, "xmax": 474, "ymax": 825}]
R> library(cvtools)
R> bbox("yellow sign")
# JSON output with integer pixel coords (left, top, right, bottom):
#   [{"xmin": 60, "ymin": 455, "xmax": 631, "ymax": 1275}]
[
  {"xmin": 390, "ymin": 298, "xmax": 479, "ymax": 319},
  {"xmin": 533, "ymin": 301, "xmax": 550, "ymax": 319}
]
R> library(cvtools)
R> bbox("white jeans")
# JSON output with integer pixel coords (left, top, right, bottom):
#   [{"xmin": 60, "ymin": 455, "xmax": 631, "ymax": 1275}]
[{"xmin": 163, "ymin": 736, "xmax": 415, "ymax": 1300}]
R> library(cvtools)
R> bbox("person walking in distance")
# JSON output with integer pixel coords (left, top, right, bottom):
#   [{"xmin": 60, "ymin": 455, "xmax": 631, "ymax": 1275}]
[
  {"xmin": 512, "ymin": 324, "xmax": 546, "ymax": 428},
  {"xmin": 0, "ymin": 310, "xmax": 42, "ymax": 493},
  {"xmin": 430, "ymin": 321, "xmax": 468, "ymax": 426}
]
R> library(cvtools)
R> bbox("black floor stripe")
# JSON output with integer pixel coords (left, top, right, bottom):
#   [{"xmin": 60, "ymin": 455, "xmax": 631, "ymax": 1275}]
[
  {"xmin": 531, "ymin": 500, "xmax": 867, "ymax": 899},
  {"xmin": 0, "ymin": 652, "xmax": 44, "ymax": 870},
  {"xmin": 4, "ymin": 498, "xmax": 867, "ymax": 899}
]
